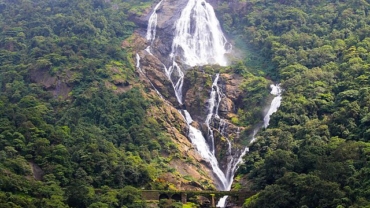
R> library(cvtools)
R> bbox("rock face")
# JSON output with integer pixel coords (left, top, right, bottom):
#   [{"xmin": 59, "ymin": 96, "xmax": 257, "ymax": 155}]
[
  {"xmin": 124, "ymin": 0, "xmax": 252, "ymax": 190},
  {"xmin": 182, "ymin": 70, "xmax": 247, "ymax": 169},
  {"xmin": 30, "ymin": 68, "xmax": 71, "ymax": 99},
  {"xmin": 219, "ymin": 73, "xmax": 244, "ymax": 118},
  {"xmin": 123, "ymin": 33, "xmax": 181, "ymax": 107},
  {"xmin": 183, "ymin": 68, "xmax": 211, "ymax": 121},
  {"xmin": 131, "ymin": 0, "xmax": 189, "ymax": 62},
  {"xmin": 144, "ymin": 91, "xmax": 215, "ymax": 190}
]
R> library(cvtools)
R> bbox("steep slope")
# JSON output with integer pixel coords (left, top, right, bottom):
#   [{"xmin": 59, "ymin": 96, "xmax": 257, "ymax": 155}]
[
  {"xmin": 227, "ymin": 0, "xmax": 370, "ymax": 207},
  {"xmin": 6, "ymin": 0, "xmax": 366, "ymax": 207},
  {"xmin": 0, "ymin": 0, "xmax": 222, "ymax": 207}
]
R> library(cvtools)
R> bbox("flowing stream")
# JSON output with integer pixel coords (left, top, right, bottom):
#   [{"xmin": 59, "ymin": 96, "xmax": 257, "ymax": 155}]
[
  {"xmin": 146, "ymin": 0, "xmax": 163, "ymax": 43},
  {"xmin": 264, "ymin": 84, "xmax": 282, "ymax": 128},
  {"xmin": 205, "ymin": 73, "xmax": 222, "ymax": 155},
  {"xmin": 144, "ymin": 0, "xmax": 282, "ymax": 206},
  {"xmin": 216, "ymin": 84, "xmax": 282, "ymax": 207},
  {"xmin": 135, "ymin": 53, "xmax": 164, "ymax": 99}
]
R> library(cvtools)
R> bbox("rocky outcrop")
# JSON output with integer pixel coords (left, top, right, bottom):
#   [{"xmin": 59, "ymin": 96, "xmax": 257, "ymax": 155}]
[
  {"xmin": 29, "ymin": 161, "xmax": 44, "ymax": 181},
  {"xmin": 183, "ymin": 68, "xmax": 211, "ymax": 121},
  {"xmin": 183, "ymin": 70, "xmax": 245, "ymax": 123},
  {"xmin": 182, "ymin": 68, "xmax": 248, "ymax": 170},
  {"xmin": 29, "ymin": 68, "xmax": 72, "ymax": 99},
  {"xmin": 130, "ymin": 0, "xmax": 189, "ymax": 61},
  {"xmin": 219, "ymin": 73, "xmax": 244, "ymax": 118},
  {"xmin": 122, "ymin": 33, "xmax": 181, "ymax": 106},
  {"xmin": 139, "ymin": 50, "xmax": 180, "ymax": 105},
  {"xmin": 145, "ymin": 91, "xmax": 215, "ymax": 190}
]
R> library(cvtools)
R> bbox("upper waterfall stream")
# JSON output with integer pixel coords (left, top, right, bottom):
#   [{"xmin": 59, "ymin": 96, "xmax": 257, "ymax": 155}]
[
  {"xmin": 146, "ymin": 0, "xmax": 163, "ymax": 43},
  {"xmin": 170, "ymin": 0, "xmax": 229, "ymax": 66},
  {"xmin": 264, "ymin": 84, "xmax": 282, "ymax": 128}
]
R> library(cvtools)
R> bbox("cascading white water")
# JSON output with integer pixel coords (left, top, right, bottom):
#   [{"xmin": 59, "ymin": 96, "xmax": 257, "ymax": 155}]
[
  {"xmin": 205, "ymin": 73, "xmax": 223, "ymax": 154},
  {"xmin": 165, "ymin": 61, "xmax": 185, "ymax": 104},
  {"xmin": 183, "ymin": 110, "xmax": 228, "ymax": 190},
  {"xmin": 163, "ymin": 0, "xmax": 230, "ymax": 105},
  {"xmin": 145, "ymin": 0, "xmax": 236, "ymax": 197},
  {"xmin": 164, "ymin": 0, "xmax": 230, "ymax": 189},
  {"xmin": 136, "ymin": 53, "xmax": 143, "ymax": 74},
  {"xmin": 144, "ymin": 1, "xmax": 284, "ymax": 206},
  {"xmin": 263, "ymin": 84, "xmax": 282, "ymax": 128},
  {"xmin": 205, "ymin": 76, "xmax": 243, "ymax": 193},
  {"xmin": 217, "ymin": 84, "xmax": 283, "ymax": 207},
  {"xmin": 146, "ymin": 0, "xmax": 163, "ymax": 43},
  {"xmin": 170, "ymin": 0, "xmax": 229, "ymax": 66}
]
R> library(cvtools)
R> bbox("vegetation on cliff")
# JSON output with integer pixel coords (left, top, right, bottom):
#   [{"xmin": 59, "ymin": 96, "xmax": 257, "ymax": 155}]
[
  {"xmin": 0, "ymin": 0, "xmax": 211, "ymax": 207},
  {"xmin": 225, "ymin": 0, "xmax": 370, "ymax": 207},
  {"xmin": 2, "ymin": 0, "xmax": 370, "ymax": 207}
]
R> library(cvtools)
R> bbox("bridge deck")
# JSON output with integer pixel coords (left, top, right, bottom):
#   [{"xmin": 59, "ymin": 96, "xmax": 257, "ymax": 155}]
[
  {"xmin": 140, "ymin": 190, "xmax": 256, "ymax": 206},
  {"xmin": 141, "ymin": 190, "xmax": 246, "ymax": 194}
]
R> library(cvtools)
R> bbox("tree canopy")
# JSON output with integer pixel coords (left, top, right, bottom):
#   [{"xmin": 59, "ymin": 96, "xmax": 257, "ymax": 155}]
[{"xmin": 230, "ymin": 0, "xmax": 370, "ymax": 207}]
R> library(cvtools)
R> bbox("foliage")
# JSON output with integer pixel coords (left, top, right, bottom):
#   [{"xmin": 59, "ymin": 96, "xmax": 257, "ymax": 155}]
[
  {"xmin": 231, "ymin": 0, "xmax": 370, "ymax": 207},
  {"xmin": 2, "ymin": 0, "xmax": 370, "ymax": 207},
  {"xmin": 0, "ymin": 0, "xmax": 180, "ymax": 207}
]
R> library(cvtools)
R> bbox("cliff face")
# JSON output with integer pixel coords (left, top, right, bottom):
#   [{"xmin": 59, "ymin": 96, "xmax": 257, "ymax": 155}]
[
  {"xmin": 132, "ymin": 0, "xmax": 188, "ymax": 63},
  {"xmin": 183, "ymin": 70, "xmax": 248, "ymax": 170},
  {"xmin": 144, "ymin": 91, "xmax": 215, "ymax": 190},
  {"xmin": 123, "ymin": 0, "xmax": 254, "ymax": 190}
]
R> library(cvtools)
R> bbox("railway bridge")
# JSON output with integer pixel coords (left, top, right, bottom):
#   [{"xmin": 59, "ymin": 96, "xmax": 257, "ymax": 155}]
[{"xmin": 141, "ymin": 190, "xmax": 255, "ymax": 207}]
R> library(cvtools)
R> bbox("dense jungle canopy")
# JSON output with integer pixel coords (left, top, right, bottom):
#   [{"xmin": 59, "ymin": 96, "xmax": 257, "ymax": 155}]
[{"xmin": 0, "ymin": 0, "xmax": 370, "ymax": 207}]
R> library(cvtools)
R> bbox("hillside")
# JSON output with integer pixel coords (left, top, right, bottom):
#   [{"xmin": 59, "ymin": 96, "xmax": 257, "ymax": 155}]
[
  {"xmin": 225, "ymin": 0, "xmax": 370, "ymax": 207},
  {"xmin": 0, "ymin": 0, "xmax": 217, "ymax": 207},
  {"xmin": 1, "ymin": 0, "xmax": 370, "ymax": 208}
]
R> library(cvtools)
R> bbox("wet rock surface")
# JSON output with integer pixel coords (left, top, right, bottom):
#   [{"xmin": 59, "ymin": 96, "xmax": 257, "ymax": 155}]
[{"xmin": 146, "ymin": 92, "xmax": 215, "ymax": 190}]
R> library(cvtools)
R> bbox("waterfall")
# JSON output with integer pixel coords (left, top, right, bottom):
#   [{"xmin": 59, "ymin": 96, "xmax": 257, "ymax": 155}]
[
  {"xmin": 263, "ymin": 84, "xmax": 282, "ymax": 128},
  {"xmin": 145, "ymin": 0, "xmax": 235, "ymax": 196},
  {"xmin": 136, "ymin": 53, "xmax": 143, "ymax": 74},
  {"xmin": 146, "ymin": 0, "xmax": 163, "ymax": 43},
  {"xmin": 144, "ymin": 1, "xmax": 283, "ymax": 206},
  {"xmin": 183, "ymin": 110, "xmax": 228, "ymax": 190},
  {"xmin": 156, "ymin": 0, "xmax": 229, "ymax": 189},
  {"xmin": 217, "ymin": 84, "xmax": 283, "ymax": 207},
  {"xmin": 165, "ymin": 61, "xmax": 185, "ymax": 104},
  {"xmin": 170, "ymin": 0, "xmax": 229, "ymax": 66},
  {"xmin": 162, "ymin": 0, "xmax": 230, "ymax": 104},
  {"xmin": 205, "ymin": 73, "xmax": 223, "ymax": 154}
]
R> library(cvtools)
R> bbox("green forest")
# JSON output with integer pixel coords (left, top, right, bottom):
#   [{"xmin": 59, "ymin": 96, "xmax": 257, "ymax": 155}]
[
  {"xmin": 1, "ymin": 0, "xmax": 370, "ymax": 207},
  {"xmin": 227, "ymin": 0, "xmax": 370, "ymax": 207},
  {"xmin": 0, "ymin": 0, "xmax": 177, "ymax": 207}
]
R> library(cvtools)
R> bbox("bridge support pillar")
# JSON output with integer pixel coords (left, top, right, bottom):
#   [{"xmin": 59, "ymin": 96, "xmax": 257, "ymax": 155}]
[
  {"xmin": 210, "ymin": 194, "xmax": 215, "ymax": 207},
  {"xmin": 181, "ymin": 193, "xmax": 187, "ymax": 204}
]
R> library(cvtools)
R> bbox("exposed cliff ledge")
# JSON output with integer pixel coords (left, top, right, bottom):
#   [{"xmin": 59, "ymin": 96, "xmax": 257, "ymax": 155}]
[
  {"xmin": 145, "ymin": 91, "xmax": 215, "ymax": 190},
  {"xmin": 123, "ymin": 33, "xmax": 182, "ymax": 107}
]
